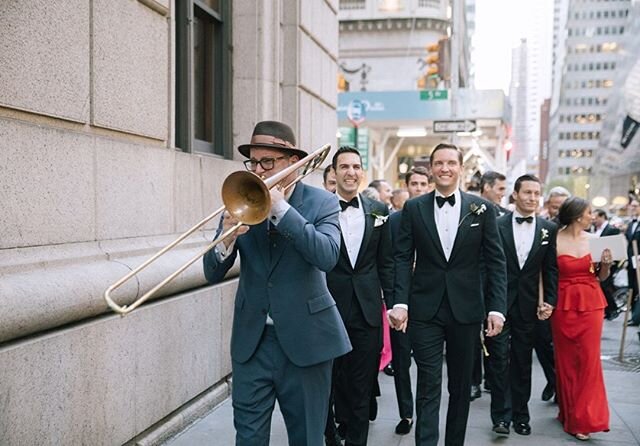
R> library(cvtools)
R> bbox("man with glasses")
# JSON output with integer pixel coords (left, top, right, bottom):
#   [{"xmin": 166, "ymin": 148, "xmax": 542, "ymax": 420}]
[{"xmin": 203, "ymin": 121, "xmax": 351, "ymax": 446}]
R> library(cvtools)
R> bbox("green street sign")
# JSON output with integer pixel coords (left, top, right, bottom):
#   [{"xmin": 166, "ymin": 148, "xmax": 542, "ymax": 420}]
[{"xmin": 420, "ymin": 89, "xmax": 448, "ymax": 101}]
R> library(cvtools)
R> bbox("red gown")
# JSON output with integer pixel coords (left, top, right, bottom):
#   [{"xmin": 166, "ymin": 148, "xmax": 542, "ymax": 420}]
[{"xmin": 551, "ymin": 254, "xmax": 610, "ymax": 435}]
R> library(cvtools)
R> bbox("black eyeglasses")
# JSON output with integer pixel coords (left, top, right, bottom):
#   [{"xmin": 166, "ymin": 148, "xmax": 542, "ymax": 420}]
[{"xmin": 244, "ymin": 156, "xmax": 289, "ymax": 172}]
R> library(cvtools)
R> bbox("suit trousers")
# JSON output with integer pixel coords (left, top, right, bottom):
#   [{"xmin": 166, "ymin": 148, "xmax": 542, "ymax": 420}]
[
  {"xmin": 485, "ymin": 320, "xmax": 511, "ymax": 424},
  {"xmin": 410, "ymin": 297, "xmax": 477, "ymax": 446},
  {"xmin": 232, "ymin": 326, "xmax": 332, "ymax": 446},
  {"xmin": 508, "ymin": 309, "xmax": 538, "ymax": 424},
  {"xmin": 390, "ymin": 328, "xmax": 414, "ymax": 420},
  {"xmin": 333, "ymin": 294, "xmax": 381, "ymax": 446},
  {"xmin": 533, "ymin": 319, "xmax": 556, "ymax": 390}
]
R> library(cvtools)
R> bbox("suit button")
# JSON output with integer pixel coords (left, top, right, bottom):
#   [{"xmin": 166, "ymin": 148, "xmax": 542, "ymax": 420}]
[
  {"xmin": 272, "ymin": 243, "xmax": 277, "ymax": 248},
  {"xmin": 268, "ymin": 282, "xmax": 273, "ymax": 288}
]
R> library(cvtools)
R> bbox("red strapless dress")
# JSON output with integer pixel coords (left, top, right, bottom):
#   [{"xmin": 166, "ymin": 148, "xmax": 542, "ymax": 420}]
[{"xmin": 551, "ymin": 254, "xmax": 609, "ymax": 435}]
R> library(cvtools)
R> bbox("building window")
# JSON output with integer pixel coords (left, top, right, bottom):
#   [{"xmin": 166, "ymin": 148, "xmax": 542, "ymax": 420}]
[
  {"xmin": 175, "ymin": 0, "xmax": 231, "ymax": 156},
  {"xmin": 340, "ymin": 0, "xmax": 366, "ymax": 9}
]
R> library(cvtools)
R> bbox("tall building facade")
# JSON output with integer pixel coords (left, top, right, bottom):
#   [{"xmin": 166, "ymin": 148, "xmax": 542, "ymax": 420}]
[
  {"xmin": 0, "ymin": 2, "xmax": 339, "ymax": 444},
  {"xmin": 548, "ymin": 0, "xmax": 631, "ymax": 197},
  {"xmin": 509, "ymin": 39, "xmax": 529, "ymax": 176}
]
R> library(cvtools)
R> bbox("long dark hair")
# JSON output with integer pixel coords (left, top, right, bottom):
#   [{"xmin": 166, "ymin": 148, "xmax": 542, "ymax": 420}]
[{"xmin": 558, "ymin": 196, "xmax": 589, "ymax": 226}]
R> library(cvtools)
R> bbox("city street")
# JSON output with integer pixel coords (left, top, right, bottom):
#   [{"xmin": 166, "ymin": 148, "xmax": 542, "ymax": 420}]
[{"xmin": 165, "ymin": 317, "xmax": 640, "ymax": 446}]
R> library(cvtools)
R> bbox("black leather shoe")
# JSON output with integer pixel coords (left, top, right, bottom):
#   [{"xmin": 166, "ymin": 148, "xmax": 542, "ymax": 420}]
[
  {"xmin": 325, "ymin": 432, "xmax": 342, "ymax": 446},
  {"xmin": 337, "ymin": 423, "xmax": 346, "ymax": 439},
  {"xmin": 383, "ymin": 363, "xmax": 395, "ymax": 376},
  {"xmin": 513, "ymin": 422, "xmax": 531, "ymax": 435},
  {"xmin": 395, "ymin": 418, "xmax": 413, "ymax": 435},
  {"xmin": 541, "ymin": 383, "xmax": 555, "ymax": 402},
  {"xmin": 470, "ymin": 385, "xmax": 482, "ymax": 401},
  {"xmin": 627, "ymin": 320, "xmax": 640, "ymax": 327},
  {"xmin": 492, "ymin": 421, "xmax": 510, "ymax": 435}
]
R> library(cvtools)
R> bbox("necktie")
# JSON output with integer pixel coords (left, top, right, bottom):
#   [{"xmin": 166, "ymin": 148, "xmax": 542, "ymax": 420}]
[
  {"xmin": 516, "ymin": 216, "xmax": 534, "ymax": 224},
  {"xmin": 436, "ymin": 195, "xmax": 455, "ymax": 208},
  {"xmin": 340, "ymin": 197, "xmax": 359, "ymax": 211}
]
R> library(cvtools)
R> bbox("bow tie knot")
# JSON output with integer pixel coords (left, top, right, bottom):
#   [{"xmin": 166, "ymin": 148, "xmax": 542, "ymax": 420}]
[
  {"xmin": 436, "ymin": 195, "xmax": 456, "ymax": 208},
  {"xmin": 340, "ymin": 197, "xmax": 360, "ymax": 211},
  {"xmin": 516, "ymin": 216, "xmax": 534, "ymax": 224}
]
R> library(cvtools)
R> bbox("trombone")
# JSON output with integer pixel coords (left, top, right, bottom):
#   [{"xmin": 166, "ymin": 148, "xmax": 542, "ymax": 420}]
[{"xmin": 104, "ymin": 143, "xmax": 331, "ymax": 315}]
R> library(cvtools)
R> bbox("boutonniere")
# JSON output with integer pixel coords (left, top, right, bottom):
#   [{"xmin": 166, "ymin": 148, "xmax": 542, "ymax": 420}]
[
  {"xmin": 369, "ymin": 212, "xmax": 389, "ymax": 227},
  {"xmin": 541, "ymin": 228, "xmax": 549, "ymax": 241},
  {"xmin": 459, "ymin": 202, "xmax": 486, "ymax": 227}
]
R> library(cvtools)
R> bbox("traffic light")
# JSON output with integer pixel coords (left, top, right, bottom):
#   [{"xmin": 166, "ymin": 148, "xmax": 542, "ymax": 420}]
[
  {"xmin": 337, "ymin": 73, "xmax": 349, "ymax": 92},
  {"xmin": 425, "ymin": 42, "xmax": 440, "ymax": 77},
  {"xmin": 424, "ymin": 38, "xmax": 450, "ymax": 80}
]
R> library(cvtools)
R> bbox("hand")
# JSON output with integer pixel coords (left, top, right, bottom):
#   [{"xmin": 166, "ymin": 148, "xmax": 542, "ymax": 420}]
[
  {"xmin": 221, "ymin": 211, "xmax": 249, "ymax": 248},
  {"xmin": 485, "ymin": 314, "xmax": 504, "ymax": 337},
  {"xmin": 537, "ymin": 302, "xmax": 554, "ymax": 320},
  {"xmin": 388, "ymin": 308, "xmax": 408, "ymax": 333},
  {"xmin": 600, "ymin": 248, "xmax": 612, "ymax": 266},
  {"xmin": 270, "ymin": 184, "xmax": 286, "ymax": 208}
]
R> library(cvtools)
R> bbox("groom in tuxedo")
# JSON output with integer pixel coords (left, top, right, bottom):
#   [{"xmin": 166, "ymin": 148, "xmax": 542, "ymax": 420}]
[
  {"xmin": 389, "ymin": 143, "xmax": 507, "ymax": 446},
  {"xmin": 487, "ymin": 174, "xmax": 558, "ymax": 437},
  {"xmin": 327, "ymin": 146, "xmax": 394, "ymax": 446}
]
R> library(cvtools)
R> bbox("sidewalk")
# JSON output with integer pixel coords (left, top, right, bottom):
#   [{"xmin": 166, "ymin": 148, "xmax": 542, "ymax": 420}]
[{"xmin": 164, "ymin": 318, "xmax": 640, "ymax": 445}]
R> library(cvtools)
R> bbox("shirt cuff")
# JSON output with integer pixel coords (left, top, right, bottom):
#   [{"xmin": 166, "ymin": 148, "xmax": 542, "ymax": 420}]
[
  {"xmin": 488, "ymin": 311, "xmax": 505, "ymax": 322},
  {"xmin": 393, "ymin": 304, "xmax": 408, "ymax": 311},
  {"xmin": 269, "ymin": 200, "xmax": 291, "ymax": 226},
  {"xmin": 214, "ymin": 240, "xmax": 235, "ymax": 262}
]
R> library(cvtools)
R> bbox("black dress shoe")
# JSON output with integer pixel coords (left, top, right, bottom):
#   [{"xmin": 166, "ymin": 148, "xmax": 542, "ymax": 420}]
[
  {"xmin": 383, "ymin": 363, "xmax": 395, "ymax": 376},
  {"xmin": 470, "ymin": 385, "xmax": 482, "ymax": 401},
  {"xmin": 369, "ymin": 397, "xmax": 378, "ymax": 421},
  {"xmin": 325, "ymin": 432, "xmax": 342, "ymax": 446},
  {"xmin": 492, "ymin": 421, "xmax": 510, "ymax": 435},
  {"xmin": 513, "ymin": 422, "xmax": 531, "ymax": 435},
  {"xmin": 395, "ymin": 418, "xmax": 413, "ymax": 435},
  {"xmin": 627, "ymin": 320, "xmax": 640, "ymax": 327},
  {"xmin": 541, "ymin": 383, "xmax": 555, "ymax": 402},
  {"xmin": 337, "ymin": 423, "xmax": 347, "ymax": 439}
]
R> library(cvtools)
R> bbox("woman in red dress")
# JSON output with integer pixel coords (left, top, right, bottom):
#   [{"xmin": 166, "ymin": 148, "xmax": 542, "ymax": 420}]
[{"xmin": 551, "ymin": 197, "xmax": 612, "ymax": 441}]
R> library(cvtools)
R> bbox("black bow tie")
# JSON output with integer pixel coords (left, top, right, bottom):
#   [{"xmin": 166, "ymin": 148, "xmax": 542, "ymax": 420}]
[
  {"xmin": 340, "ymin": 197, "xmax": 359, "ymax": 211},
  {"xmin": 516, "ymin": 216, "xmax": 534, "ymax": 224},
  {"xmin": 436, "ymin": 195, "xmax": 456, "ymax": 208}
]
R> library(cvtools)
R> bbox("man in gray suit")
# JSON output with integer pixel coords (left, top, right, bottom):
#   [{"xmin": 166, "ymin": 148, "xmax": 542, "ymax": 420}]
[{"xmin": 203, "ymin": 121, "xmax": 351, "ymax": 446}]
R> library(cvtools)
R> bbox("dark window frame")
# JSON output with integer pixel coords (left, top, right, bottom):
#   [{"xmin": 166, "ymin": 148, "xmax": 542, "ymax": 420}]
[{"xmin": 175, "ymin": 0, "xmax": 232, "ymax": 157}]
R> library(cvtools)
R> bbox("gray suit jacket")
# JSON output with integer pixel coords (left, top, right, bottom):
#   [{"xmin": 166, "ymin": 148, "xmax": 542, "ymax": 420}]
[{"xmin": 203, "ymin": 182, "xmax": 352, "ymax": 367}]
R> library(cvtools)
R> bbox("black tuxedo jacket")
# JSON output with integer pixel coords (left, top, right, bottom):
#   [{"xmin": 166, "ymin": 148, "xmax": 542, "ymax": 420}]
[
  {"xmin": 626, "ymin": 219, "xmax": 640, "ymax": 261},
  {"xmin": 394, "ymin": 191, "xmax": 507, "ymax": 324},
  {"xmin": 600, "ymin": 223, "xmax": 620, "ymax": 237},
  {"xmin": 497, "ymin": 214, "xmax": 559, "ymax": 321},
  {"xmin": 327, "ymin": 195, "xmax": 395, "ymax": 327}
]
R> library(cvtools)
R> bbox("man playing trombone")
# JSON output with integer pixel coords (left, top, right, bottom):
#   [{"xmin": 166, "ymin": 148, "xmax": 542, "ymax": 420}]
[{"xmin": 203, "ymin": 121, "xmax": 351, "ymax": 446}]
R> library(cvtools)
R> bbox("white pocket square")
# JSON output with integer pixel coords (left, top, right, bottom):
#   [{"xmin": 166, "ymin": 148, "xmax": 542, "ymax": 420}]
[
  {"xmin": 470, "ymin": 223, "xmax": 479, "ymax": 227},
  {"xmin": 541, "ymin": 241, "xmax": 549, "ymax": 245}
]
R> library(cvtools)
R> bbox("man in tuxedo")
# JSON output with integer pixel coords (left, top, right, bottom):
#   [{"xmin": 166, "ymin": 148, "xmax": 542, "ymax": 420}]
[
  {"xmin": 592, "ymin": 209, "xmax": 622, "ymax": 320},
  {"xmin": 470, "ymin": 171, "xmax": 508, "ymax": 401},
  {"xmin": 369, "ymin": 179, "xmax": 393, "ymax": 211},
  {"xmin": 326, "ymin": 146, "xmax": 395, "ymax": 446},
  {"xmin": 202, "ymin": 121, "xmax": 351, "ymax": 446},
  {"xmin": 488, "ymin": 174, "xmax": 559, "ymax": 437},
  {"xmin": 388, "ymin": 166, "xmax": 431, "ymax": 436},
  {"xmin": 389, "ymin": 143, "xmax": 507, "ymax": 446},
  {"xmin": 534, "ymin": 186, "xmax": 569, "ymax": 402},
  {"xmin": 626, "ymin": 199, "xmax": 640, "ymax": 327},
  {"xmin": 323, "ymin": 165, "xmax": 337, "ymax": 193}
]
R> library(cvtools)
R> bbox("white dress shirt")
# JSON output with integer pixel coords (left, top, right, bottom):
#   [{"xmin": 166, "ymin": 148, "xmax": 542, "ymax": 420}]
[
  {"xmin": 337, "ymin": 193, "xmax": 365, "ymax": 268},
  {"xmin": 512, "ymin": 210, "xmax": 536, "ymax": 269},
  {"xmin": 434, "ymin": 189, "xmax": 462, "ymax": 261},
  {"xmin": 594, "ymin": 221, "xmax": 608, "ymax": 237}
]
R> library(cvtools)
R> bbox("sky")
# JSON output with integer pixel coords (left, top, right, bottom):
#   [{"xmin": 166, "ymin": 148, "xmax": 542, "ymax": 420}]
[{"xmin": 473, "ymin": 0, "xmax": 552, "ymax": 94}]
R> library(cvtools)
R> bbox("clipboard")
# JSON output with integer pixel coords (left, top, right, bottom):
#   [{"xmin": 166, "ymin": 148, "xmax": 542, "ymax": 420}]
[{"xmin": 588, "ymin": 234, "xmax": 627, "ymax": 261}]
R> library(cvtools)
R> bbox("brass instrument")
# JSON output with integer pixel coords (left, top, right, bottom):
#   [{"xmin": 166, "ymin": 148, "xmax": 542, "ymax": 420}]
[{"xmin": 104, "ymin": 143, "xmax": 331, "ymax": 315}]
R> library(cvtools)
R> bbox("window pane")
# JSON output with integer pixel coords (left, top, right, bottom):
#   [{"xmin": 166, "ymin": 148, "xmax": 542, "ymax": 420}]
[
  {"xmin": 200, "ymin": 0, "xmax": 220, "ymax": 12},
  {"xmin": 193, "ymin": 6, "xmax": 213, "ymax": 144}
]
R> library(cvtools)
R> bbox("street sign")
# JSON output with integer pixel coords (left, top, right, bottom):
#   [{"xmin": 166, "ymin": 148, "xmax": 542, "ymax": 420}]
[
  {"xmin": 420, "ymin": 90, "xmax": 448, "ymax": 101},
  {"xmin": 338, "ymin": 127, "xmax": 369, "ymax": 169},
  {"xmin": 346, "ymin": 99, "xmax": 367, "ymax": 126},
  {"xmin": 433, "ymin": 119, "xmax": 476, "ymax": 133}
]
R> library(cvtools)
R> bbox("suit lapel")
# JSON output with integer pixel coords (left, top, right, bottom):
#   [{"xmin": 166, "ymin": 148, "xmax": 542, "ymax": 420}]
[
  {"xmin": 522, "ymin": 218, "xmax": 543, "ymax": 270},
  {"xmin": 499, "ymin": 216, "xmax": 519, "ymax": 268},
  {"xmin": 268, "ymin": 183, "xmax": 304, "ymax": 273},
  {"xmin": 418, "ymin": 192, "xmax": 446, "ymax": 261},
  {"xmin": 354, "ymin": 195, "xmax": 374, "ymax": 269}
]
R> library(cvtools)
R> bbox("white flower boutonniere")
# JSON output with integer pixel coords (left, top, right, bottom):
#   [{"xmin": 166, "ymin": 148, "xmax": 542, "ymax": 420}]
[
  {"xmin": 369, "ymin": 212, "xmax": 389, "ymax": 228},
  {"xmin": 470, "ymin": 203, "xmax": 487, "ymax": 216},
  {"xmin": 541, "ymin": 228, "xmax": 549, "ymax": 240}
]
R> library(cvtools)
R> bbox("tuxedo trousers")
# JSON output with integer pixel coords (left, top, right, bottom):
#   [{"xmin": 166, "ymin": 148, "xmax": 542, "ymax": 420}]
[
  {"xmin": 410, "ymin": 296, "xmax": 477, "ymax": 446},
  {"xmin": 484, "ymin": 319, "xmax": 511, "ymax": 425},
  {"xmin": 333, "ymin": 292, "xmax": 381, "ymax": 446},
  {"xmin": 232, "ymin": 326, "xmax": 332, "ymax": 446},
  {"xmin": 390, "ymin": 328, "xmax": 414, "ymax": 420}
]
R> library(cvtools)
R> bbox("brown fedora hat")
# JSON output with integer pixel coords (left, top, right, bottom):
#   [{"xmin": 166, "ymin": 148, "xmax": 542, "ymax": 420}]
[{"xmin": 238, "ymin": 121, "xmax": 308, "ymax": 159}]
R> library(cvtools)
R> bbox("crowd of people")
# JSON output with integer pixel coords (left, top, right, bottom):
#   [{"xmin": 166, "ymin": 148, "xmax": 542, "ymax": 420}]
[{"xmin": 202, "ymin": 120, "xmax": 640, "ymax": 446}]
